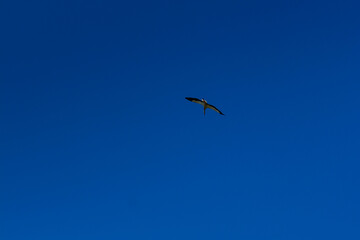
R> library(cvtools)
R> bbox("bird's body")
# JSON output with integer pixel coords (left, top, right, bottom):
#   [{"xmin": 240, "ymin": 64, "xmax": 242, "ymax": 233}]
[{"xmin": 185, "ymin": 97, "xmax": 224, "ymax": 116}]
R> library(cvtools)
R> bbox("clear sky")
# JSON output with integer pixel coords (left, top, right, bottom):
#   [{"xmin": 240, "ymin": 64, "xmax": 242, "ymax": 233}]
[{"xmin": 1, "ymin": 0, "xmax": 360, "ymax": 239}]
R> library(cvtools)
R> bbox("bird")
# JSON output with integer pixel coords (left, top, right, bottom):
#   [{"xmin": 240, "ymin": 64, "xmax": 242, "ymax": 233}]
[{"xmin": 185, "ymin": 97, "xmax": 224, "ymax": 116}]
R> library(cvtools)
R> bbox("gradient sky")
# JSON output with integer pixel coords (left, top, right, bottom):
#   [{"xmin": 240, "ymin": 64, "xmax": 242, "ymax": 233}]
[{"xmin": 1, "ymin": 0, "xmax": 360, "ymax": 239}]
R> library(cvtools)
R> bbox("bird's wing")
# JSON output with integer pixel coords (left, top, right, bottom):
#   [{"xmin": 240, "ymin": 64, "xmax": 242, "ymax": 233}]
[
  {"xmin": 185, "ymin": 97, "xmax": 205, "ymax": 106},
  {"xmin": 207, "ymin": 104, "xmax": 225, "ymax": 115}
]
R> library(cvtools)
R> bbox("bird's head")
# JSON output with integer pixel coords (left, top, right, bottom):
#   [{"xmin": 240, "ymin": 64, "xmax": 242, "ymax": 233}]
[{"xmin": 202, "ymin": 98, "xmax": 207, "ymax": 103}]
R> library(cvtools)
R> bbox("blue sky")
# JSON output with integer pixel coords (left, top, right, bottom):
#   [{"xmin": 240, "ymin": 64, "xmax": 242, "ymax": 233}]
[{"xmin": 1, "ymin": 0, "xmax": 360, "ymax": 239}]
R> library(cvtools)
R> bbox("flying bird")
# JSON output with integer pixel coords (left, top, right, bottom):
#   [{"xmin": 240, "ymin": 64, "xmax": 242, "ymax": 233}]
[{"xmin": 185, "ymin": 97, "xmax": 224, "ymax": 116}]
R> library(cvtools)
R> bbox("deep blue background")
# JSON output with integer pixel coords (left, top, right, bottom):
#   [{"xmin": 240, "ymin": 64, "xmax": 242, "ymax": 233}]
[{"xmin": 1, "ymin": 0, "xmax": 360, "ymax": 239}]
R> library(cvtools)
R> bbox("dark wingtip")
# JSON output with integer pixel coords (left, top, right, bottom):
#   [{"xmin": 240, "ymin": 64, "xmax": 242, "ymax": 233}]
[{"xmin": 185, "ymin": 97, "xmax": 197, "ymax": 102}]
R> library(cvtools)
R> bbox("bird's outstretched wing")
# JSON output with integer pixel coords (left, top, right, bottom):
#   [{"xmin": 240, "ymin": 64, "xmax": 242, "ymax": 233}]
[
  {"xmin": 207, "ymin": 104, "xmax": 225, "ymax": 115},
  {"xmin": 185, "ymin": 97, "xmax": 205, "ymax": 106}
]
